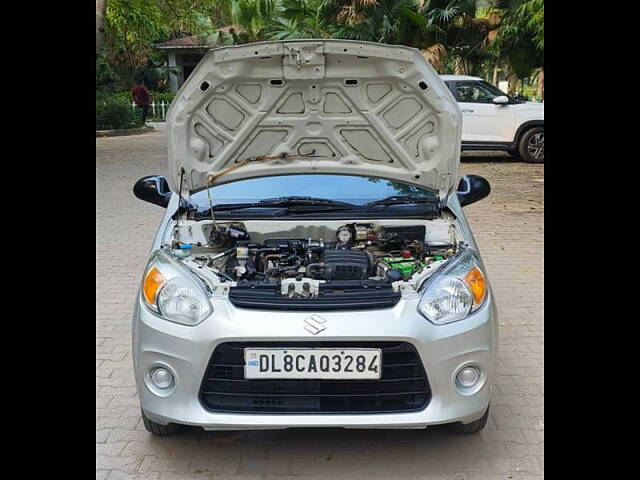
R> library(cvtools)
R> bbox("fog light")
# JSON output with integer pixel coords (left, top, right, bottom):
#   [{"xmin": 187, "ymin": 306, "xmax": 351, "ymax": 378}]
[
  {"xmin": 150, "ymin": 367, "xmax": 174, "ymax": 389},
  {"xmin": 456, "ymin": 366, "xmax": 481, "ymax": 388}
]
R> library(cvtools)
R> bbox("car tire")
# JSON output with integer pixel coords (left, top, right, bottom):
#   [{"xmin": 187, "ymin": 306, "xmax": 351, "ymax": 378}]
[
  {"xmin": 506, "ymin": 146, "xmax": 519, "ymax": 158},
  {"xmin": 518, "ymin": 127, "xmax": 544, "ymax": 163},
  {"xmin": 141, "ymin": 409, "xmax": 184, "ymax": 436},
  {"xmin": 449, "ymin": 405, "xmax": 490, "ymax": 433}
]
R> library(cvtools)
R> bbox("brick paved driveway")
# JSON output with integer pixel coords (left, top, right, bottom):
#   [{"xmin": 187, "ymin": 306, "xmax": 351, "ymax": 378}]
[{"xmin": 97, "ymin": 131, "xmax": 543, "ymax": 480}]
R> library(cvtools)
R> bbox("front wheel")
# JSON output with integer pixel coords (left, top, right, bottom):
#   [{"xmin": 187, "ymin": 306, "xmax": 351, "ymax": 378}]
[
  {"xmin": 449, "ymin": 405, "xmax": 490, "ymax": 433},
  {"xmin": 141, "ymin": 409, "xmax": 184, "ymax": 436},
  {"xmin": 519, "ymin": 127, "xmax": 544, "ymax": 163}
]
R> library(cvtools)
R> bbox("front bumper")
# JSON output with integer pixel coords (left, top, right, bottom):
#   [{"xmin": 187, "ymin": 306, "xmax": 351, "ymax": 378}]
[{"xmin": 132, "ymin": 292, "xmax": 497, "ymax": 430}]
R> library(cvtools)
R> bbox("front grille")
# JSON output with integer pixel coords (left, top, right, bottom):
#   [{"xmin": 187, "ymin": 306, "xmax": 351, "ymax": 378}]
[
  {"xmin": 228, "ymin": 281, "xmax": 401, "ymax": 311},
  {"xmin": 199, "ymin": 341, "xmax": 431, "ymax": 414}
]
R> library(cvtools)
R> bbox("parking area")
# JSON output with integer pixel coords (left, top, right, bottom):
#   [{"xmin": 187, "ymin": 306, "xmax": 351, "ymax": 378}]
[{"xmin": 96, "ymin": 131, "xmax": 543, "ymax": 480}]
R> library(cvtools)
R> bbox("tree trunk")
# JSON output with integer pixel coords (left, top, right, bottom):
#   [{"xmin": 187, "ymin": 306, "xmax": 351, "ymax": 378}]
[
  {"xmin": 536, "ymin": 67, "xmax": 544, "ymax": 101},
  {"xmin": 454, "ymin": 57, "xmax": 467, "ymax": 76},
  {"xmin": 492, "ymin": 64, "xmax": 499, "ymax": 86},
  {"xmin": 507, "ymin": 68, "xmax": 518, "ymax": 96},
  {"xmin": 96, "ymin": 0, "xmax": 106, "ymax": 50},
  {"xmin": 454, "ymin": 58, "xmax": 463, "ymax": 75}
]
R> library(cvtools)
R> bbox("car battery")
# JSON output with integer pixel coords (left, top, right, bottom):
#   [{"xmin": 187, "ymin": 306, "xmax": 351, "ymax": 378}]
[{"xmin": 379, "ymin": 256, "xmax": 424, "ymax": 278}]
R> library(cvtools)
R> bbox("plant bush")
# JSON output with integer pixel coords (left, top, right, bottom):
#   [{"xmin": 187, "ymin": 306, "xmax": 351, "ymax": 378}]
[
  {"xmin": 99, "ymin": 90, "xmax": 174, "ymax": 104},
  {"xmin": 153, "ymin": 92, "xmax": 175, "ymax": 103},
  {"xmin": 96, "ymin": 96, "xmax": 144, "ymax": 130},
  {"xmin": 96, "ymin": 90, "xmax": 175, "ymax": 128}
]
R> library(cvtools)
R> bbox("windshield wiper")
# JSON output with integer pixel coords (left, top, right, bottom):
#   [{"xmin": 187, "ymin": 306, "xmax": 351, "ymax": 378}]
[
  {"xmin": 364, "ymin": 195, "xmax": 440, "ymax": 207},
  {"xmin": 197, "ymin": 197, "xmax": 357, "ymax": 215},
  {"xmin": 258, "ymin": 196, "xmax": 354, "ymax": 207},
  {"xmin": 273, "ymin": 204, "xmax": 360, "ymax": 216}
]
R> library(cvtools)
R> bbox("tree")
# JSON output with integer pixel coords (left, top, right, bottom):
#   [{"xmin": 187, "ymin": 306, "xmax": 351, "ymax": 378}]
[
  {"xmin": 414, "ymin": 1, "xmax": 502, "ymax": 77},
  {"xmin": 319, "ymin": 1, "xmax": 501, "ymax": 75},
  {"xmin": 98, "ymin": 0, "xmax": 543, "ymax": 97},
  {"xmin": 103, "ymin": 0, "xmax": 168, "ymax": 84},
  {"xmin": 489, "ymin": 0, "xmax": 543, "ymax": 97},
  {"xmin": 269, "ymin": 0, "xmax": 331, "ymax": 40},
  {"xmin": 227, "ymin": 0, "xmax": 279, "ymax": 43},
  {"xmin": 319, "ymin": 0, "xmax": 427, "ymax": 45},
  {"xmin": 517, "ymin": 0, "xmax": 543, "ymax": 98},
  {"xmin": 96, "ymin": 0, "xmax": 107, "ymax": 51},
  {"xmin": 103, "ymin": 0, "xmax": 215, "ymax": 86}
]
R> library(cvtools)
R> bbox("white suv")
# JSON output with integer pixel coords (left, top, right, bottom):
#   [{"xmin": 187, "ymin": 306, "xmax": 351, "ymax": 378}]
[{"xmin": 441, "ymin": 75, "xmax": 544, "ymax": 163}]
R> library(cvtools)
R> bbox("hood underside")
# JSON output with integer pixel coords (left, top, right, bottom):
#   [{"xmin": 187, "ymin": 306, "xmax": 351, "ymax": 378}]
[{"xmin": 166, "ymin": 40, "xmax": 462, "ymax": 198}]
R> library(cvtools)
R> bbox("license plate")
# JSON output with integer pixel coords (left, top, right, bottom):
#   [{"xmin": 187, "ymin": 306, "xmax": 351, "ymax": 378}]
[{"xmin": 244, "ymin": 348, "xmax": 382, "ymax": 380}]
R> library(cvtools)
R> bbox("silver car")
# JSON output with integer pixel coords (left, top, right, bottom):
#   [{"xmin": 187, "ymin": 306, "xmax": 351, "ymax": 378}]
[{"xmin": 132, "ymin": 40, "xmax": 498, "ymax": 435}]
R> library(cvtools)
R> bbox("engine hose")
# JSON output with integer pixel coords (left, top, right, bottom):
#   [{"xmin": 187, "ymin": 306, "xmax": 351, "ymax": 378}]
[
  {"xmin": 206, "ymin": 248, "xmax": 236, "ymax": 267},
  {"xmin": 306, "ymin": 263, "xmax": 325, "ymax": 276},
  {"xmin": 261, "ymin": 254, "xmax": 282, "ymax": 272}
]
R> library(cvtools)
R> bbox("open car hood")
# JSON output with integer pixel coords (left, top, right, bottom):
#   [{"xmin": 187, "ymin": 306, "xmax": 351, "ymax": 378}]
[{"xmin": 166, "ymin": 40, "xmax": 461, "ymax": 200}]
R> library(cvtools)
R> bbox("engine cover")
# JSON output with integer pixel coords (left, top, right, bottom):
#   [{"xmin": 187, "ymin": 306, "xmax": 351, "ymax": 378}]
[{"xmin": 318, "ymin": 249, "xmax": 371, "ymax": 281}]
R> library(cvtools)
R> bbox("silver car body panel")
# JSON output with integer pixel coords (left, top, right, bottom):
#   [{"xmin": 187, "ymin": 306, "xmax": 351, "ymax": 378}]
[
  {"xmin": 133, "ymin": 282, "xmax": 497, "ymax": 430},
  {"xmin": 133, "ymin": 193, "xmax": 498, "ymax": 429}
]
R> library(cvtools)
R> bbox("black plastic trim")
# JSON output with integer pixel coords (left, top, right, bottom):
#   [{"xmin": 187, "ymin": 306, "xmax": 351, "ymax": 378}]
[
  {"xmin": 199, "ymin": 341, "xmax": 431, "ymax": 414},
  {"xmin": 228, "ymin": 281, "xmax": 400, "ymax": 311},
  {"xmin": 513, "ymin": 120, "xmax": 544, "ymax": 144},
  {"xmin": 461, "ymin": 141, "xmax": 513, "ymax": 151}
]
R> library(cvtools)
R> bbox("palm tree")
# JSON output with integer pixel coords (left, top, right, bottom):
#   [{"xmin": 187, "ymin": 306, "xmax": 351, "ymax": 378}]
[
  {"xmin": 416, "ymin": 1, "xmax": 501, "ymax": 77},
  {"xmin": 228, "ymin": 0, "xmax": 278, "ymax": 43},
  {"xmin": 269, "ymin": 0, "xmax": 331, "ymax": 39},
  {"xmin": 319, "ymin": 1, "xmax": 503, "ymax": 76},
  {"xmin": 209, "ymin": 0, "xmax": 542, "ymax": 97},
  {"xmin": 323, "ymin": 0, "xmax": 426, "ymax": 45},
  {"xmin": 487, "ymin": 0, "xmax": 543, "ymax": 98}
]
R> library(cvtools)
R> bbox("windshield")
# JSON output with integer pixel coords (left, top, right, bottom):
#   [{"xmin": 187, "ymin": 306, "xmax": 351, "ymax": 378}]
[
  {"xmin": 454, "ymin": 80, "xmax": 516, "ymax": 103},
  {"xmin": 190, "ymin": 175, "xmax": 438, "ymax": 206},
  {"xmin": 478, "ymin": 80, "xmax": 510, "ymax": 98}
]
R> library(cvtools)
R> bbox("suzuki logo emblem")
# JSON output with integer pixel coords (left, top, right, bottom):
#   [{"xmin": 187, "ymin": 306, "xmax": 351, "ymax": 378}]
[{"xmin": 303, "ymin": 314, "xmax": 327, "ymax": 335}]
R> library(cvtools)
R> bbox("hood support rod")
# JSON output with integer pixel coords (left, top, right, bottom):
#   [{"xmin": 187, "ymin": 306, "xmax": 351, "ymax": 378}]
[
  {"xmin": 203, "ymin": 150, "xmax": 317, "ymax": 235},
  {"xmin": 206, "ymin": 150, "xmax": 317, "ymax": 186}
]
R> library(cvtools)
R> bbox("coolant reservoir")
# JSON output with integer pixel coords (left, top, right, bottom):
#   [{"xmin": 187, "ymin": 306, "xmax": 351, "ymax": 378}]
[{"xmin": 425, "ymin": 220, "xmax": 455, "ymax": 246}]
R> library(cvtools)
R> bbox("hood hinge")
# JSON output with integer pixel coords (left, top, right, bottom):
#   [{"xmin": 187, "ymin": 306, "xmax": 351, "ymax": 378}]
[{"xmin": 283, "ymin": 42, "xmax": 325, "ymax": 80}]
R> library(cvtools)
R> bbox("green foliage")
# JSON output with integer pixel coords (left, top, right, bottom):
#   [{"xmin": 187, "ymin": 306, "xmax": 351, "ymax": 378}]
[
  {"xmin": 206, "ymin": 0, "xmax": 234, "ymax": 28},
  {"xmin": 98, "ymin": 0, "xmax": 543, "ymax": 101},
  {"xmin": 96, "ymin": 91, "xmax": 175, "ymax": 127},
  {"xmin": 152, "ymin": 92, "xmax": 176, "ymax": 103},
  {"xmin": 96, "ymin": 96, "xmax": 144, "ymax": 130},
  {"xmin": 227, "ymin": 0, "xmax": 279, "ymax": 42},
  {"xmin": 104, "ymin": 0, "xmax": 168, "ymax": 83},
  {"xmin": 515, "ymin": 0, "xmax": 543, "ymax": 50},
  {"xmin": 103, "ymin": 0, "xmax": 216, "ymax": 84},
  {"xmin": 269, "ymin": 0, "xmax": 330, "ymax": 39},
  {"xmin": 491, "ymin": 0, "xmax": 543, "ymax": 77},
  {"xmin": 96, "ymin": 51, "xmax": 122, "ymax": 92},
  {"xmin": 331, "ymin": 0, "xmax": 424, "ymax": 45},
  {"xmin": 138, "ymin": 57, "xmax": 179, "ymax": 92},
  {"xmin": 519, "ymin": 83, "xmax": 537, "ymax": 100}
]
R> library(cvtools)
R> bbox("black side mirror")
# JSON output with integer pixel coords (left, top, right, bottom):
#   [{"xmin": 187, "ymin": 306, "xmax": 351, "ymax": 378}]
[
  {"xmin": 457, "ymin": 174, "xmax": 491, "ymax": 207},
  {"xmin": 133, "ymin": 175, "xmax": 172, "ymax": 208}
]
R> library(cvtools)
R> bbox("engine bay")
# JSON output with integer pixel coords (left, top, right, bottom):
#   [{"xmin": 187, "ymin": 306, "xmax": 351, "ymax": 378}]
[{"xmin": 167, "ymin": 218, "xmax": 461, "ymax": 301}]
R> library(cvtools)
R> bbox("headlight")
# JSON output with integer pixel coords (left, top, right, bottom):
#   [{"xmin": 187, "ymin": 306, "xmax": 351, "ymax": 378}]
[
  {"xmin": 417, "ymin": 249, "xmax": 487, "ymax": 325},
  {"xmin": 141, "ymin": 249, "xmax": 212, "ymax": 325}
]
